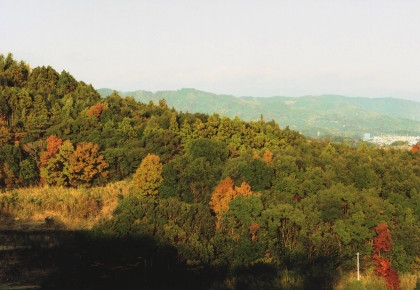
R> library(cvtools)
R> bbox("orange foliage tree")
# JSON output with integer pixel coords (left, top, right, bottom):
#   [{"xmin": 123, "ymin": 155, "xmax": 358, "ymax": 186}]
[
  {"xmin": 411, "ymin": 144, "xmax": 420, "ymax": 153},
  {"xmin": 69, "ymin": 142, "xmax": 109, "ymax": 187},
  {"xmin": 86, "ymin": 103, "xmax": 107, "ymax": 117},
  {"xmin": 209, "ymin": 177, "xmax": 236, "ymax": 217},
  {"xmin": 40, "ymin": 138, "xmax": 108, "ymax": 187},
  {"xmin": 39, "ymin": 135, "xmax": 64, "ymax": 185},
  {"xmin": 262, "ymin": 149, "xmax": 274, "ymax": 163},
  {"xmin": 372, "ymin": 224, "xmax": 400, "ymax": 290},
  {"xmin": 209, "ymin": 176, "xmax": 254, "ymax": 226},
  {"xmin": 40, "ymin": 135, "xmax": 63, "ymax": 167},
  {"xmin": 252, "ymin": 151, "xmax": 259, "ymax": 159}
]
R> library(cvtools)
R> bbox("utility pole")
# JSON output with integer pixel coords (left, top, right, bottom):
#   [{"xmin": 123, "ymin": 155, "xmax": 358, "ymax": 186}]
[{"xmin": 357, "ymin": 252, "xmax": 360, "ymax": 281}]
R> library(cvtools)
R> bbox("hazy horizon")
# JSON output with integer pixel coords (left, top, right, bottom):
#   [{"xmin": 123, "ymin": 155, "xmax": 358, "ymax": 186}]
[
  {"xmin": 2, "ymin": 0, "xmax": 420, "ymax": 102},
  {"xmin": 99, "ymin": 87, "xmax": 420, "ymax": 103},
  {"xmin": 98, "ymin": 86, "xmax": 420, "ymax": 105}
]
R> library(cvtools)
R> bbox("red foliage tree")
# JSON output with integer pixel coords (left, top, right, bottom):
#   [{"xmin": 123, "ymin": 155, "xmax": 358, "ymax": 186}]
[
  {"xmin": 40, "ymin": 135, "xmax": 63, "ymax": 167},
  {"xmin": 373, "ymin": 224, "xmax": 392, "ymax": 254},
  {"xmin": 372, "ymin": 224, "xmax": 400, "ymax": 290},
  {"xmin": 411, "ymin": 144, "xmax": 420, "ymax": 153}
]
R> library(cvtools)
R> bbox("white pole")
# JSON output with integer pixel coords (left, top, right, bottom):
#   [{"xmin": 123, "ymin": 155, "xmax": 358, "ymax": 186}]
[{"xmin": 357, "ymin": 252, "xmax": 360, "ymax": 281}]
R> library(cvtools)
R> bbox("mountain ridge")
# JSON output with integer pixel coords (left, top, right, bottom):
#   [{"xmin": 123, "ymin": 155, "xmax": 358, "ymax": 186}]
[{"xmin": 97, "ymin": 88, "xmax": 420, "ymax": 138}]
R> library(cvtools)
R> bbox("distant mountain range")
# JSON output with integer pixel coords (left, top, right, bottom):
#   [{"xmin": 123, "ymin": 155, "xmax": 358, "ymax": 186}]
[{"xmin": 97, "ymin": 88, "xmax": 420, "ymax": 138}]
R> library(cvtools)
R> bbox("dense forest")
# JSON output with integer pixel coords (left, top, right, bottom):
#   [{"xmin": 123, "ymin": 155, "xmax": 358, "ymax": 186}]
[{"xmin": 0, "ymin": 53, "xmax": 419, "ymax": 289}]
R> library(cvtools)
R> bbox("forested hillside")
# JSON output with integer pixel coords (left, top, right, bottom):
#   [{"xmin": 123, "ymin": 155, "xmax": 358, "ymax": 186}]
[
  {"xmin": 98, "ymin": 88, "xmax": 420, "ymax": 138},
  {"xmin": 1, "ymin": 53, "xmax": 420, "ymax": 289}
]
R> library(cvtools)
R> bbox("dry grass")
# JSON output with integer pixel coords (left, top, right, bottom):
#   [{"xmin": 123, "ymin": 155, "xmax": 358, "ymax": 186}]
[
  {"xmin": 399, "ymin": 273, "xmax": 418, "ymax": 290},
  {"xmin": 0, "ymin": 180, "xmax": 131, "ymax": 229},
  {"xmin": 334, "ymin": 270, "xmax": 419, "ymax": 290},
  {"xmin": 334, "ymin": 271, "xmax": 385, "ymax": 290}
]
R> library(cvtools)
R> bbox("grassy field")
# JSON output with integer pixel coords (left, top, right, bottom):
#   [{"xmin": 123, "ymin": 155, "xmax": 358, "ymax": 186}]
[
  {"xmin": 0, "ymin": 181, "xmax": 131, "ymax": 229},
  {"xmin": 334, "ymin": 271, "xmax": 418, "ymax": 290}
]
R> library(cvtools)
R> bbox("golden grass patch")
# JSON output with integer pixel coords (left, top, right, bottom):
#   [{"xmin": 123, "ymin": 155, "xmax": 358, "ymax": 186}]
[{"xmin": 0, "ymin": 180, "xmax": 131, "ymax": 229}]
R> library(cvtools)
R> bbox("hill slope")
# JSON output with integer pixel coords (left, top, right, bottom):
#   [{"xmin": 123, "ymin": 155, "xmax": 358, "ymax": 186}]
[{"xmin": 98, "ymin": 88, "xmax": 420, "ymax": 137}]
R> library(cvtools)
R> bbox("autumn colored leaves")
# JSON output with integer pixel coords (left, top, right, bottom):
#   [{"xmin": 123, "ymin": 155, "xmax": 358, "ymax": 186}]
[
  {"xmin": 132, "ymin": 153, "xmax": 163, "ymax": 197},
  {"xmin": 40, "ymin": 135, "xmax": 109, "ymax": 187},
  {"xmin": 131, "ymin": 153, "xmax": 257, "ymax": 213},
  {"xmin": 372, "ymin": 224, "xmax": 400, "ymax": 289},
  {"xmin": 209, "ymin": 177, "xmax": 255, "ymax": 227}
]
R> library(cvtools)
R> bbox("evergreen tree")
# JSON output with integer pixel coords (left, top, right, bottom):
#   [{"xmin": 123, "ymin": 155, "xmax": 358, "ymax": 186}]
[{"xmin": 132, "ymin": 153, "xmax": 163, "ymax": 197}]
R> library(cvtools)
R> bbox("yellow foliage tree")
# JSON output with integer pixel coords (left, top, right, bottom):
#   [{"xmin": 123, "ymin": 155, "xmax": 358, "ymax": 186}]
[
  {"xmin": 235, "ymin": 182, "xmax": 253, "ymax": 197},
  {"xmin": 132, "ymin": 153, "xmax": 163, "ymax": 197}
]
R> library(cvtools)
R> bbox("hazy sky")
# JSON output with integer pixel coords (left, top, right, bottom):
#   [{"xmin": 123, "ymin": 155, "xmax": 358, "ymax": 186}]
[{"xmin": 2, "ymin": 0, "xmax": 420, "ymax": 101}]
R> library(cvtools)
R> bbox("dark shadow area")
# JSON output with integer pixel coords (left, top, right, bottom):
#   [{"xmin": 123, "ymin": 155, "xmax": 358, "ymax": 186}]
[
  {"xmin": 0, "ymin": 216, "xmax": 339, "ymax": 289},
  {"xmin": 0, "ymin": 229, "xmax": 225, "ymax": 289}
]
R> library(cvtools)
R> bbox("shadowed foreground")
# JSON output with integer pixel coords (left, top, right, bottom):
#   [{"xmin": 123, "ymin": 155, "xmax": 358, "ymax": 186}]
[
  {"xmin": 0, "ymin": 223, "xmax": 224, "ymax": 289},
  {"xmin": 0, "ymin": 226, "xmax": 336, "ymax": 289}
]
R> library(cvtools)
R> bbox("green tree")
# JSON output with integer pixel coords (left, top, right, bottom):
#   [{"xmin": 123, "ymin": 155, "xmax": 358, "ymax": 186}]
[
  {"xmin": 19, "ymin": 158, "xmax": 39, "ymax": 186},
  {"xmin": 223, "ymin": 155, "xmax": 273, "ymax": 191},
  {"xmin": 41, "ymin": 140, "xmax": 74, "ymax": 186},
  {"xmin": 215, "ymin": 195, "xmax": 265, "ymax": 267},
  {"xmin": 0, "ymin": 116, "xmax": 11, "ymax": 147},
  {"xmin": 169, "ymin": 112, "xmax": 179, "ymax": 133},
  {"xmin": 27, "ymin": 94, "xmax": 50, "ymax": 132},
  {"xmin": 57, "ymin": 70, "xmax": 78, "ymax": 97},
  {"xmin": 0, "ymin": 144, "xmax": 22, "ymax": 187},
  {"xmin": 182, "ymin": 157, "xmax": 217, "ymax": 203},
  {"xmin": 186, "ymin": 138, "xmax": 229, "ymax": 166},
  {"xmin": 179, "ymin": 119, "xmax": 193, "ymax": 144},
  {"xmin": 0, "ymin": 53, "xmax": 29, "ymax": 88},
  {"xmin": 27, "ymin": 65, "xmax": 59, "ymax": 98},
  {"xmin": 145, "ymin": 130, "xmax": 181, "ymax": 162}
]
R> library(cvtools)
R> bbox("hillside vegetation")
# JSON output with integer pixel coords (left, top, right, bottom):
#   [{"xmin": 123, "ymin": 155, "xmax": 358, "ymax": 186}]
[
  {"xmin": 1, "ymin": 53, "xmax": 420, "ymax": 289},
  {"xmin": 98, "ymin": 88, "xmax": 420, "ymax": 138}
]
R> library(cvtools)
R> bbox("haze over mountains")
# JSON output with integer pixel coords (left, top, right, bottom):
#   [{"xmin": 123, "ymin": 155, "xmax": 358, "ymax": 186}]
[{"xmin": 98, "ymin": 88, "xmax": 420, "ymax": 138}]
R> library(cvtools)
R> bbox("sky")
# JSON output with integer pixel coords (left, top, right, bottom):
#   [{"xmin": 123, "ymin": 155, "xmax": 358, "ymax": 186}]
[{"xmin": 2, "ymin": 0, "xmax": 420, "ymax": 101}]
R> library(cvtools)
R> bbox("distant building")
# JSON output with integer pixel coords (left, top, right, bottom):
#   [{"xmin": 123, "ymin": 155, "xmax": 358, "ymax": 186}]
[
  {"xmin": 363, "ymin": 133, "xmax": 371, "ymax": 140},
  {"xmin": 369, "ymin": 135, "xmax": 420, "ymax": 146}
]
